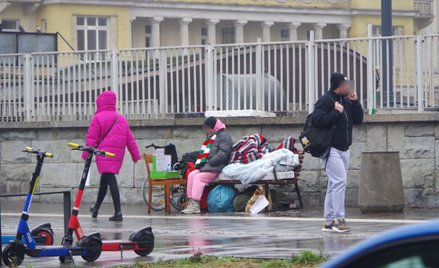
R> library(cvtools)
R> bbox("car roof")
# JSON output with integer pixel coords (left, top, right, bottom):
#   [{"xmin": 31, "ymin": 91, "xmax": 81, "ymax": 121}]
[{"xmin": 322, "ymin": 219, "xmax": 439, "ymax": 268}]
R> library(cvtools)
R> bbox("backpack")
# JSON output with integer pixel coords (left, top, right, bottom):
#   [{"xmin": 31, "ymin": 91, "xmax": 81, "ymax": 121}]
[{"xmin": 299, "ymin": 96, "xmax": 336, "ymax": 158}]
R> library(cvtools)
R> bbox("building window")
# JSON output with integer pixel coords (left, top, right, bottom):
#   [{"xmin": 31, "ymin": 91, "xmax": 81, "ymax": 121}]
[
  {"xmin": 280, "ymin": 29, "xmax": 289, "ymax": 41},
  {"xmin": 222, "ymin": 27, "xmax": 235, "ymax": 44},
  {"xmin": 201, "ymin": 26, "xmax": 208, "ymax": 45},
  {"xmin": 1, "ymin": 19, "xmax": 20, "ymax": 32},
  {"xmin": 145, "ymin": 24, "xmax": 151, "ymax": 47},
  {"xmin": 371, "ymin": 25, "xmax": 405, "ymax": 36},
  {"xmin": 76, "ymin": 16, "xmax": 109, "ymax": 52}
]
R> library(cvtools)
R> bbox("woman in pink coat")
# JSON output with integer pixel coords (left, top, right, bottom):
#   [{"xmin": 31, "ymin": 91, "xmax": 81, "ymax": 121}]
[{"xmin": 83, "ymin": 91, "xmax": 140, "ymax": 221}]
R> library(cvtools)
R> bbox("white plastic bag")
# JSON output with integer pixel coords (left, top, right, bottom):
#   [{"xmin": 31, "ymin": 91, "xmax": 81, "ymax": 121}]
[{"xmin": 249, "ymin": 196, "xmax": 269, "ymax": 215}]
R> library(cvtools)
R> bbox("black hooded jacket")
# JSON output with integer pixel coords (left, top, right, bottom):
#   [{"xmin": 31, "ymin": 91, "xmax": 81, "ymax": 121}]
[{"xmin": 311, "ymin": 90, "xmax": 364, "ymax": 152}]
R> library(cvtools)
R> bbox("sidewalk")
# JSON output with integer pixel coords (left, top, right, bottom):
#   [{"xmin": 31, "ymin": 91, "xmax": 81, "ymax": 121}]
[{"xmin": 1, "ymin": 202, "xmax": 438, "ymax": 267}]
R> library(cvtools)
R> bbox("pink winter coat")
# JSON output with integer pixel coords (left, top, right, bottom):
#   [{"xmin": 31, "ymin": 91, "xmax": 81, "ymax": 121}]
[{"xmin": 82, "ymin": 91, "xmax": 141, "ymax": 174}]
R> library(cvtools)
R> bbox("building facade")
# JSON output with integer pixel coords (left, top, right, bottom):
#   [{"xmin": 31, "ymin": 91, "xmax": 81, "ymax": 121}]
[{"xmin": 0, "ymin": 0, "xmax": 435, "ymax": 52}]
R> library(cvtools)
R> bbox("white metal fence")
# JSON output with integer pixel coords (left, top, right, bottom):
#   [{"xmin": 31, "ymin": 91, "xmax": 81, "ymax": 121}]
[{"xmin": 1, "ymin": 32, "xmax": 438, "ymax": 122}]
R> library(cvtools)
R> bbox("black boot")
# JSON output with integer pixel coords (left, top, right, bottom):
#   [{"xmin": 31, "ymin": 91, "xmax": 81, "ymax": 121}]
[
  {"xmin": 90, "ymin": 206, "xmax": 98, "ymax": 218},
  {"xmin": 107, "ymin": 174, "xmax": 122, "ymax": 222},
  {"xmin": 109, "ymin": 212, "xmax": 123, "ymax": 222},
  {"xmin": 91, "ymin": 174, "xmax": 109, "ymax": 219}
]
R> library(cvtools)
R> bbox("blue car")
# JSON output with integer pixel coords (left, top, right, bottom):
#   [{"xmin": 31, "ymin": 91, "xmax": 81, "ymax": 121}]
[{"xmin": 322, "ymin": 220, "xmax": 439, "ymax": 268}]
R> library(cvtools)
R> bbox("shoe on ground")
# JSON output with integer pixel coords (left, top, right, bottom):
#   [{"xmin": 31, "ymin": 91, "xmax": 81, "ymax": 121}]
[
  {"xmin": 90, "ymin": 206, "xmax": 98, "ymax": 218},
  {"xmin": 109, "ymin": 213, "xmax": 123, "ymax": 222},
  {"xmin": 181, "ymin": 200, "xmax": 200, "ymax": 214},
  {"xmin": 322, "ymin": 219, "xmax": 351, "ymax": 233}
]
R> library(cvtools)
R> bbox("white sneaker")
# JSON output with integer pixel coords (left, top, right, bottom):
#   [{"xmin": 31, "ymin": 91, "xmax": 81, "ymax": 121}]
[{"xmin": 181, "ymin": 200, "xmax": 200, "ymax": 214}]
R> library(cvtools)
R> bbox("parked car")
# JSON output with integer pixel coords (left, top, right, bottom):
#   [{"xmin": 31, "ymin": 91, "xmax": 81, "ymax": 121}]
[{"xmin": 322, "ymin": 220, "xmax": 439, "ymax": 268}]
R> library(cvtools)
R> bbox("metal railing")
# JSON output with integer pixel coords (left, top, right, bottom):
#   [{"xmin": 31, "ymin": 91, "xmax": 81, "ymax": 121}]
[
  {"xmin": 414, "ymin": 0, "xmax": 434, "ymax": 17},
  {"xmin": 1, "ymin": 32, "xmax": 438, "ymax": 122}
]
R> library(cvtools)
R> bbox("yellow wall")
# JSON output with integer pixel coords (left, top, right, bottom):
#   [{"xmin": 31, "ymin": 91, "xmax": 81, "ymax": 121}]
[{"xmin": 36, "ymin": 4, "xmax": 131, "ymax": 52}]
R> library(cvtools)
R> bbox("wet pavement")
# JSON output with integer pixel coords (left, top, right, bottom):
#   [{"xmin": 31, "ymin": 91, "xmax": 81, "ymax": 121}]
[{"xmin": 1, "ymin": 202, "xmax": 438, "ymax": 267}]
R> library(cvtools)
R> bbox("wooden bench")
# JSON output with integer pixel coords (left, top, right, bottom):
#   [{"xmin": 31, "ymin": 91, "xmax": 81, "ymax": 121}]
[{"xmin": 211, "ymin": 151, "xmax": 305, "ymax": 209}]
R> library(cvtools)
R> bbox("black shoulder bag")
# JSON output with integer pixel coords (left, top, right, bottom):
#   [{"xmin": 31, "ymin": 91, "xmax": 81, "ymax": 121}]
[
  {"xmin": 96, "ymin": 114, "xmax": 120, "ymax": 148},
  {"xmin": 299, "ymin": 96, "xmax": 336, "ymax": 158}
]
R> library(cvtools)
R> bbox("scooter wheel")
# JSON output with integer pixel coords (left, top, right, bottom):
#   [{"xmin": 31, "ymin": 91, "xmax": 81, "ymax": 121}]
[
  {"xmin": 81, "ymin": 239, "xmax": 102, "ymax": 262},
  {"xmin": 133, "ymin": 233, "xmax": 155, "ymax": 257},
  {"xmin": 59, "ymin": 256, "xmax": 66, "ymax": 263},
  {"xmin": 34, "ymin": 229, "xmax": 54, "ymax": 245},
  {"xmin": 2, "ymin": 244, "xmax": 24, "ymax": 267}
]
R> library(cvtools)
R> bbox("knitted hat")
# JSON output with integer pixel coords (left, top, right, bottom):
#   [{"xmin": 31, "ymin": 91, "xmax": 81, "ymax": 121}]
[
  {"xmin": 203, "ymin": 116, "xmax": 217, "ymax": 129},
  {"xmin": 330, "ymin": 72, "xmax": 349, "ymax": 91}
]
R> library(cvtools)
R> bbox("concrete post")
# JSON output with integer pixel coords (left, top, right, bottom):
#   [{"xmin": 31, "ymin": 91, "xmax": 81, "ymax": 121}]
[{"xmin": 358, "ymin": 152, "xmax": 405, "ymax": 213}]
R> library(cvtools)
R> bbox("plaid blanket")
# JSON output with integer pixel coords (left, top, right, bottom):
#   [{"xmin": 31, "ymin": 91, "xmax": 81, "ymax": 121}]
[
  {"xmin": 229, "ymin": 134, "xmax": 271, "ymax": 164},
  {"xmin": 277, "ymin": 136, "xmax": 299, "ymax": 154}
]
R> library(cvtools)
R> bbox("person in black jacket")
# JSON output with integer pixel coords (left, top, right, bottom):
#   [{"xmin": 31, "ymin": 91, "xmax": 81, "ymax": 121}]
[{"xmin": 312, "ymin": 73, "xmax": 363, "ymax": 233}]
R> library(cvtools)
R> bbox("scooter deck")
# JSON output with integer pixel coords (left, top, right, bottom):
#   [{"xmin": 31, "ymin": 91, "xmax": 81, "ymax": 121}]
[
  {"xmin": 1, "ymin": 236, "xmax": 47, "ymax": 244},
  {"xmin": 101, "ymin": 240, "xmax": 139, "ymax": 251},
  {"xmin": 25, "ymin": 246, "xmax": 83, "ymax": 258}
]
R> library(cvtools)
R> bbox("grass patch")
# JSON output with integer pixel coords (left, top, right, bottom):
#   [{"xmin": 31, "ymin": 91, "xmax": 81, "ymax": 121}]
[{"xmin": 117, "ymin": 250, "xmax": 328, "ymax": 268}]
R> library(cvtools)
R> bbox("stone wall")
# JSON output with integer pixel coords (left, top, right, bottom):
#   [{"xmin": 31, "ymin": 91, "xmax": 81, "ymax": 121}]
[{"xmin": 1, "ymin": 113, "xmax": 438, "ymax": 208}]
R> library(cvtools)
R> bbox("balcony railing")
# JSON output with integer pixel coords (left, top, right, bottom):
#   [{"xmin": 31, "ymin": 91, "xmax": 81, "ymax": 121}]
[{"xmin": 414, "ymin": 0, "xmax": 434, "ymax": 17}]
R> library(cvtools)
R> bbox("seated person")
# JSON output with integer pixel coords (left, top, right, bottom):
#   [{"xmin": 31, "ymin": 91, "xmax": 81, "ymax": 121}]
[{"xmin": 181, "ymin": 116, "xmax": 233, "ymax": 214}]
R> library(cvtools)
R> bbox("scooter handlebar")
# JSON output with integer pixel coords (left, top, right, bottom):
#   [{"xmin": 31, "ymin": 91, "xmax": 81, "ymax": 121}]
[
  {"xmin": 22, "ymin": 147, "xmax": 54, "ymax": 158},
  {"xmin": 105, "ymin": 152, "xmax": 115, "ymax": 158},
  {"xmin": 68, "ymin": 142, "xmax": 80, "ymax": 149},
  {"xmin": 68, "ymin": 142, "xmax": 115, "ymax": 158}
]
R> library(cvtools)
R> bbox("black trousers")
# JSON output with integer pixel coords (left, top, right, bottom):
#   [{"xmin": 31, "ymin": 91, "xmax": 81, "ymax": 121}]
[{"xmin": 94, "ymin": 173, "xmax": 121, "ymax": 213}]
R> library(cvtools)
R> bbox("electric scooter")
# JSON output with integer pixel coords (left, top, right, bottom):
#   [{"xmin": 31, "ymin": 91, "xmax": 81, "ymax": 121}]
[
  {"xmin": 1, "ymin": 147, "xmax": 103, "ymax": 267},
  {"xmin": 1, "ymin": 148, "xmax": 55, "ymax": 246},
  {"xmin": 69, "ymin": 143, "xmax": 154, "ymax": 258}
]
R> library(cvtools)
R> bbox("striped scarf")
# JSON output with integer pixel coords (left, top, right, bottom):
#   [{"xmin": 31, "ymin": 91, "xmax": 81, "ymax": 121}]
[{"xmin": 195, "ymin": 131, "xmax": 219, "ymax": 169}]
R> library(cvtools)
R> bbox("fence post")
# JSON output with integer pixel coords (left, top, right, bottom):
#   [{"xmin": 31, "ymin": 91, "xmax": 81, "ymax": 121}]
[
  {"xmin": 23, "ymin": 53, "xmax": 33, "ymax": 121},
  {"xmin": 205, "ymin": 45, "xmax": 214, "ymax": 111},
  {"xmin": 110, "ymin": 50, "xmax": 120, "ymax": 110},
  {"xmin": 256, "ymin": 38, "xmax": 263, "ymax": 111},
  {"xmin": 416, "ymin": 35, "xmax": 425, "ymax": 113},
  {"xmin": 63, "ymin": 191, "xmax": 71, "ymax": 236},
  {"xmin": 158, "ymin": 49, "xmax": 168, "ymax": 116},
  {"xmin": 307, "ymin": 31, "xmax": 316, "ymax": 113},
  {"xmin": 367, "ymin": 24, "xmax": 375, "ymax": 114}
]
